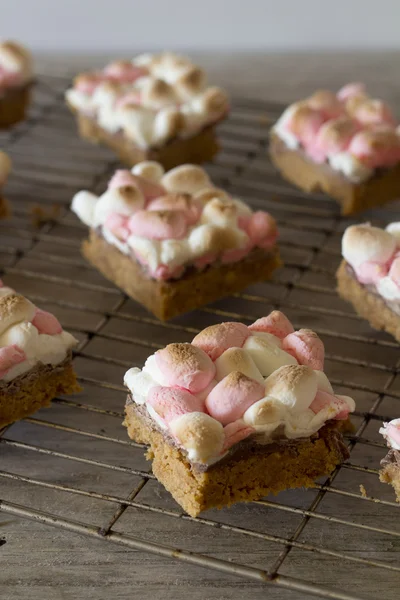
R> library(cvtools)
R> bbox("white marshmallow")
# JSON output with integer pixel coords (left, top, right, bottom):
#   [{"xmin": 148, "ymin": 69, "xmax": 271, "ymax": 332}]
[
  {"xmin": 2, "ymin": 360, "xmax": 35, "ymax": 383},
  {"xmin": 314, "ymin": 370, "xmax": 334, "ymax": 394},
  {"xmin": 376, "ymin": 276, "xmax": 400, "ymax": 301},
  {"xmin": 214, "ymin": 347, "xmax": 264, "ymax": 384},
  {"xmin": 0, "ymin": 322, "xmax": 39, "ymax": 360},
  {"xmin": 0, "ymin": 294, "xmax": 36, "ymax": 337},
  {"xmin": 128, "ymin": 236, "xmax": 161, "ymax": 272},
  {"xmin": 242, "ymin": 396, "xmax": 287, "ymax": 429},
  {"xmin": 102, "ymin": 228, "xmax": 130, "ymax": 255},
  {"xmin": 251, "ymin": 331, "xmax": 282, "ymax": 347},
  {"xmin": 142, "ymin": 353, "xmax": 166, "ymax": 385},
  {"xmin": 169, "ymin": 412, "xmax": 224, "ymax": 463},
  {"xmin": 65, "ymin": 88, "xmax": 94, "ymax": 112},
  {"xmin": 243, "ymin": 335, "xmax": 297, "ymax": 377},
  {"xmin": 201, "ymin": 198, "xmax": 238, "ymax": 228},
  {"xmin": 124, "ymin": 368, "xmax": 158, "ymax": 405},
  {"xmin": 132, "ymin": 161, "xmax": 165, "ymax": 183},
  {"xmin": 152, "ymin": 107, "xmax": 181, "ymax": 146},
  {"xmin": 71, "ymin": 191, "xmax": 98, "ymax": 227},
  {"xmin": 342, "ymin": 224, "xmax": 396, "ymax": 269},
  {"xmin": 93, "ymin": 187, "xmax": 145, "ymax": 227},
  {"xmin": 329, "ymin": 152, "xmax": 372, "ymax": 183},
  {"xmin": 161, "ymin": 164, "xmax": 210, "ymax": 195},
  {"xmin": 336, "ymin": 394, "xmax": 356, "ymax": 413},
  {"xmin": 146, "ymin": 404, "xmax": 168, "ymax": 430},
  {"xmin": 264, "ymin": 365, "xmax": 318, "ymax": 413},
  {"xmin": 35, "ymin": 333, "xmax": 70, "ymax": 365},
  {"xmin": 160, "ymin": 239, "xmax": 191, "ymax": 270},
  {"xmin": 272, "ymin": 103, "xmax": 302, "ymax": 150},
  {"xmin": 119, "ymin": 105, "xmax": 155, "ymax": 147},
  {"xmin": 385, "ymin": 222, "xmax": 400, "ymax": 243},
  {"xmin": 380, "ymin": 418, "xmax": 400, "ymax": 450}
]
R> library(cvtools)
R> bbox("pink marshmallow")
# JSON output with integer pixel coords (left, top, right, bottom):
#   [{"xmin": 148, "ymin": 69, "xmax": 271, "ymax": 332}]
[
  {"xmin": 116, "ymin": 92, "xmax": 141, "ymax": 108},
  {"xmin": 306, "ymin": 118, "xmax": 359, "ymax": 164},
  {"xmin": 146, "ymin": 385, "xmax": 205, "ymax": 425},
  {"xmin": 307, "ymin": 91, "xmax": 343, "ymax": 121},
  {"xmin": 285, "ymin": 106, "xmax": 325, "ymax": 147},
  {"xmin": 205, "ymin": 371, "xmax": 265, "ymax": 426},
  {"xmin": 389, "ymin": 257, "xmax": 400, "ymax": 287},
  {"xmin": 348, "ymin": 129, "xmax": 400, "ymax": 169},
  {"xmin": 152, "ymin": 264, "xmax": 184, "ymax": 281},
  {"xmin": 282, "ymin": 329, "xmax": 324, "ymax": 370},
  {"xmin": 0, "ymin": 345, "xmax": 27, "ymax": 378},
  {"xmin": 108, "ymin": 170, "xmax": 137, "ymax": 190},
  {"xmin": 154, "ymin": 343, "xmax": 216, "ymax": 393},
  {"xmin": 221, "ymin": 244, "xmax": 252, "ymax": 264},
  {"xmin": 222, "ymin": 420, "xmax": 255, "ymax": 452},
  {"xmin": 74, "ymin": 73, "xmax": 105, "ymax": 95},
  {"xmin": 195, "ymin": 379, "xmax": 217, "ymax": 402},
  {"xmin": 310, "ymin": 390, "xmax": 350, "ymax": 420},
  {"xmin": 0, "ymin": 68, "xmax": 22, "ymax": 88},
  {"xmin": 337, "ymin": 82, "xmax": 366, "ymax": 102},
  {"xmin": 246, "ymin": 211, "xmax": 278, "ymax": 248},
  {"xmin": 103, "ymin": 62, "xmax": 147, "ymax": 83},
  {"xmin": 148, "ymin": 194, "xmax": 201, "ymax": 226},
  {"xmin": 32, "ymin": 308, "xmax": 62, "ymax": 335},
  {"xmin": 354, "ymin": 260, "xmax": 388, "ymax": 285},
  {"xmin": 192, "ymin": 322, "xmax": 250, "ymax": 361},
  {"xmin": 386, "ymin": 422, "xmax": 400, "ymax": 447},
  {"xmin": 128, "ymin": 209, "xmax": 188, "ymax": 240},
  {"xmin": 248, "ymin": 311, "xmax": 294, "ymax": 339},
  {"xmin": 104, "ymin": 212, "xmax": 130, "ymax": 241},
  {"xmin": 131, "ymin": 175, "xmax": 165, "ymax": 203},
  {"xmin": 354, "ymin": 100, "xmax": 395, "ymax": 127}
]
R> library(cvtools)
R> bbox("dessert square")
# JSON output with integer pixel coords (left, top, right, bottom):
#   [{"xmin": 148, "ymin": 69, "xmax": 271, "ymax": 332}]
[
  {"xmin": 380, "ymin": 419, "xmax": 400, "ymax": 501},
  {"xmin": 337, "ymin": 222, "xmax": 400, "ymax": 341},
  {"xmin": 72, "ymin": 162, "xmax": 281, "ymax": 321},
  {"xmin": 0, "ymin": 280, "xmax": 81, "ymax": 428},
  {"xmin": 269, "ymin": 83, "xmax": 400, "ymax": 215},
  {"xmin": 0, "ymin": 150, "xmax": 11, "ymax": 218},
  {"xmin": 66, "ymin": 52, "xmax": 229, "ymax": 169},
  {"xmin": 0, "ymin": 41, "xmax": 33, "ymax": 128},
  {"xmin": 123, "ymin": 311, "xmax": 354, "ymax": 516}
]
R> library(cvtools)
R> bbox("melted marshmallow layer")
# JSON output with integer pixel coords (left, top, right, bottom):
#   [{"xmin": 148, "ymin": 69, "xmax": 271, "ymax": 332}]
[
  {"xmin": 342, "ymin": 222, "xmax": 400, "ymax": 304},
  {"xmin": 0, "ymin": 41, "xmax": 33, "ymax": 89},
  {"xmin": 71, "ymin": 162, "xmax": 278, "ymax": 282},
  {"xmin": 124, "ymin": 311, "xmax": 355, "ymax": 466},
  {"xmin": 272, "ymin": 82, "xmax": 400, "ymax": 183},
  {"xmin": 0, "ymin": 281, "xmax": 78, "ymax": 382},
  {"xmin": 66, "ymin": 52, "xmax": 229, "ymax": 149}
]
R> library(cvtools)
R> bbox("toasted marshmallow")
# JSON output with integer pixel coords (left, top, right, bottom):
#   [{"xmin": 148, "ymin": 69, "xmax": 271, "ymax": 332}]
[
  {"xmin": 128, "ymin": 209, "xmax": 188, "ymax": 241},
  {"xmin": 147, "ymin": 385, "xmax": 205, "ymax": 424},
  {"xmin": 201, "ymin": 198, "xmax": 238, "ymax": 228},
  {"xmin": 140, "ymin": 78, "xmax": 177, "ymax": 109},
  {"xmin": 124, "ymin": 367, "xmax": 157, "ymax": 404},
  {"xmin": 71, "ymin": 191, "xmax": 98, "ymax": 227},
  {"xmin": 214, "ymin": 347, "xmax": 264, "ymax": 384},
  {"xmin": 93, "ymin": 187, "xmax": 145, "ymax": 227},
  {"xmin": 222, "ymin": 420, "xmax": 254, "ymax": 452},
  {"xmin": 0, "ymin": 41, "xmax": 32, "ymax": 80},
  {"xmin": 0, "ymin": 294, "xmax": 36, "ymax": 337},
  {"xmin": 264, "ymin": 365, "xmax": 318, "ymax": 413},
  {"xmin": 175, "ymin": 66, "xmax": 206, "ymax": 100},
  {"xmin": 154, "ymin": 343, "xmax": 216, "ymax": 393},
  {"xmin": 128, "ymin": 236, "xmax": 161, "ymax": 272},
  {"xmin": 0, "ymin": 322, "xmax": 38, "ymax": 360},
  {"xmin": 342, "ymin": 224, "xmax": 396, "ymax": 269},
  {"xmin": 282, "ymin": 329, "xmax": 324, "ymax": 370},
  {"xmin": 160, "ymin": 239, "xmax": 191, "ymax": 269},
  {"xmin": 169, "ymin": 412, "xmax": 224, "ymax": 463},
  {"xmin": 243, "ymin": 335, "xmax": 297, "ymax": 377},
  {"xmin": 192, "ymin": 321, "xmax": 250, "ymax": 361},
  {"xmin": 242, "ymin": 396, "xmax": 287, "ymax": 429},
  {"xmin": 152, "ymin": 107, "xmax": 183, "ymax": 146},
  {"xmin": 132, "ymin": 161, "xmax": 165, "ymax": 183},
  {"xmin": 161, "ymin": 164, "xmax": 210, "ymax": 195},
  {"xmin": 205, "ymin": 371, "xmax": 264, "ymax": 425},
  {"xmin": 118, "ymin": 104, "xmax": 155, "ymax": 147}
]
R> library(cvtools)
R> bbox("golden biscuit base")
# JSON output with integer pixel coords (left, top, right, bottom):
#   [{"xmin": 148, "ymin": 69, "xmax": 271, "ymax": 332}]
[
  {"xmin": 82, "ymin": 230, "xmax": 282, "ymax": 321},
  {"xmin": 0, "ymin": 83, "xmax": 32, "ymax": 128}
]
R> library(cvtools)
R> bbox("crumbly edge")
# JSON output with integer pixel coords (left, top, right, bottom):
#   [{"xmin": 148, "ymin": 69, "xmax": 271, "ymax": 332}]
[
  {"xmin": 0, "ymin": 359, "xmax": 81, "ymax": 428},
  {"xmin": 123, "ymin": 403, "xmax": 349, "ymax": 517},
  {"xmin": 0, "ymin": 83, "xmax": 31, "ymax": 128},
  {"xmin": 379, "ymin": 462, "xmax": 400, "ymax": 502},
  {"xmin": 82, "ymin": 230, "xmax": 282, "ymax": 321},
  {"xmin": 269, "ymin": 133, "xmax": 400, "ymax": 216},
  {"xmin": 67, "ymin": 103, "xmax": 220, "ymax": 169},
  {"xmin": 336, "ymin": 259, "xmax": 400, "ymax": 342}
]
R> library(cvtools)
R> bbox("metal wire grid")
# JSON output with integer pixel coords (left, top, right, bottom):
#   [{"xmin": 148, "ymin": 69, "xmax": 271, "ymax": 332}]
[{"xmin": 0, "ymin": 74, "xmax": 400, "ymax": 600}]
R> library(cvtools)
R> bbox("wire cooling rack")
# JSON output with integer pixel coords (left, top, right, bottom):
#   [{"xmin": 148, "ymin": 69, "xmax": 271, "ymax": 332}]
[{"xmin": 1, "ymin": 74, "xmax": 400, "ymax": 600}]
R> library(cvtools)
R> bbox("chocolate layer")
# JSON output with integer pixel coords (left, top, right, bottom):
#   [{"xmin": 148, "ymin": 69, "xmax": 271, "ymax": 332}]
[{"xmin": 0, "ymin": 351, "xmax": 73, "ymax": 394}]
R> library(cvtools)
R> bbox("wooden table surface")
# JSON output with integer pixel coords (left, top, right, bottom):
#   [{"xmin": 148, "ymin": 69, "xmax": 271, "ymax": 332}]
[{"xmin": 2, "ymin": 51, "xmax": 400, "ymax": 600}]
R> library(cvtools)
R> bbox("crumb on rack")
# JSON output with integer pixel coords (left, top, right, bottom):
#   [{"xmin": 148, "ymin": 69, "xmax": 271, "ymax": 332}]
[{"xmin": 359, "ymin": 484, "xmax": 367, "ymax": 497}]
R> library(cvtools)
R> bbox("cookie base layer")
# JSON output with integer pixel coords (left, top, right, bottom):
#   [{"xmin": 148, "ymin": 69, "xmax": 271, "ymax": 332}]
[
  {"xmin": 124, "ymin": 404, "xmax": 349, "ymax": 517},
  {"xmin": 70, "ymin": 108, "xmax": 220, "ymax": 170},
  {"xmin": 82, "ymin": 230, "xmax": 282, "ymax": 321},
  {"xmin": 0, "ymin": 83, "xmax": 31, "ymax": 128},
  {"xmin": 380, "ymin": 461, "xmax": 400, "ymax": 502},
  {"xmin": 336, "ymin": 260, "xmax": 400, "ymax": 341},
  {"xmin": 269, "ymin": 133, "xmax": 400, "ymax": 216},
  {"xmin": 0, "ymin": 360, "xmax": 81, "ymax": 428},
  {"xmin": 0, "ymin": 195, "xmax": 10, "ymax": 218}
]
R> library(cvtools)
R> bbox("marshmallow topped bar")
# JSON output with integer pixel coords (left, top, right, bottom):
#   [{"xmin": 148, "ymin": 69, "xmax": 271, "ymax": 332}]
[
  {"xmin": 269, "ymin": 83, "xmax": 400, "ymax": 215},
  {"xmin": 123, "ymin": 312, "xmax": 354, "ymax": 516},
  {"xmin": 0, "ymin": 41, "xmax": 33, "ymax": 128},
  {"xmin": 72, "ymin": 162, "xmax": 281, "ymax": 320},
  {"xmin": 0, "ymin": 281, "xmax": 80, "ymax": 428},
  {"xmin": 379, "ymin": 419, "xmax": 400, "ymax": 501},
  {"xmin": 0, "ymin": 150, "xmax": 11, "ymax": 217},
  {"xmin": 66, "ymin": 52, "xmax": 229, "ymax": 168},
  {"xmin": 337, "ymin": 222, "xmax": 400, "ymax": 341}
]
